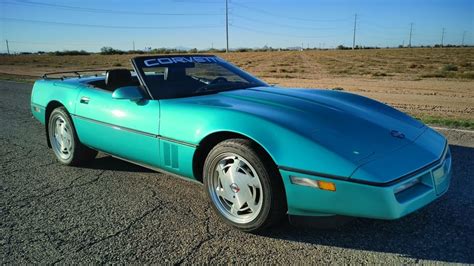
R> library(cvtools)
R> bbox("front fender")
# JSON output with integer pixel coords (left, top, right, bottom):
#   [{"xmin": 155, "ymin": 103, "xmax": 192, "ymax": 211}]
[{"xmin": 159, "ymin": 101, "xmax": 358, "ymax": 178}]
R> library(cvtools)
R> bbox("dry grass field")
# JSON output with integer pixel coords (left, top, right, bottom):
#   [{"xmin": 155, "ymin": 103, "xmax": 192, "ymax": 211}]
[{"xmin": 1, "ymin": 48, "xmax": 473, "ymax": 128}]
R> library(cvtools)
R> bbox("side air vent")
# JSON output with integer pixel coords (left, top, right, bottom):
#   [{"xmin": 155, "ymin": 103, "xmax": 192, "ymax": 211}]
[{"xmin": 163, "ymin": 142, "xmax": 179, "ymax": 169}]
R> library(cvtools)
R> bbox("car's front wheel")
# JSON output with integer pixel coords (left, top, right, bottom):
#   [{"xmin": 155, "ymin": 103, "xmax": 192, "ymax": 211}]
[
  {"xmin": 203, "ymin": 139, "xmax": 285, "ymax": 232},
  {"xmin": 48, "ymin": 107, "xmax": 97, "ymax": 165}
]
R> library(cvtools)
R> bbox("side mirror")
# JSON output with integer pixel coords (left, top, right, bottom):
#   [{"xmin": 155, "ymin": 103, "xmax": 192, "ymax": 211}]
[{"xmin": 112, "ymin": 86, "xmax": 144, "ymax": 101}]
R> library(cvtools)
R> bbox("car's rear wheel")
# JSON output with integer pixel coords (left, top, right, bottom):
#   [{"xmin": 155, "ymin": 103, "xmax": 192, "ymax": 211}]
[
  {"xmin": 203, "ymin": 139, "xmax": 285, "ymax": 232},
  {"xmin": 48, "ymin": 107, "xmax": 97, "ymax": 165}
]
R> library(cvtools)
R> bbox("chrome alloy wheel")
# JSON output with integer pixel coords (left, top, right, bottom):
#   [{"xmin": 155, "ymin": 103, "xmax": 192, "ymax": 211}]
[
  {"xmin": 50, "ymin": 114, "xmax": 73, "ymax": 160},
  {"xmin": 208, "ymin": 153, "xmax": 263, "ymax": 224}
]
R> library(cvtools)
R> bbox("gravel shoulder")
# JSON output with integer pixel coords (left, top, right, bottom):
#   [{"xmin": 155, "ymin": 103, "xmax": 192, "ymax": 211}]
[{"xmin": 1, "ymin": 81, "xmax": 473, "ymax": 264}]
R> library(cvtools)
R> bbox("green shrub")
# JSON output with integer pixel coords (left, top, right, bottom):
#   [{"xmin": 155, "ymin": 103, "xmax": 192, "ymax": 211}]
[
  {"xmin": 52, "ymin": 50, "xmax": 90, "ymax": 56},
  {"xmin": 100, "ymin": 47, "xmax": 125, "ymax": 55},
  {"xmin": 458, "ymin": 71, "xmax": 474, "ymax": 79},
  {"xmin": 441, "ymin": 64, "xmax": 458, "ymax": 71}
]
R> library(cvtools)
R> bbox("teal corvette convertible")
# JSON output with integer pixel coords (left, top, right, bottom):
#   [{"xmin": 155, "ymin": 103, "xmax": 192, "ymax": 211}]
[{"xmin": 31, "ymin": 55, "xmax": 452, "ymax": 232}]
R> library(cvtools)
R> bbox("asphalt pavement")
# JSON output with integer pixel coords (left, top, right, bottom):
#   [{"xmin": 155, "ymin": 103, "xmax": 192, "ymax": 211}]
[{"xmin": 1, "ymin": 80, "xmax": 473, "ymax": 264}]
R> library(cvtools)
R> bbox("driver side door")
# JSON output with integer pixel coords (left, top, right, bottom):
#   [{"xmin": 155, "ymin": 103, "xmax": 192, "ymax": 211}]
[{"xmin": 73, "ymin": 85, "xmax": 161, "ymax": 167}]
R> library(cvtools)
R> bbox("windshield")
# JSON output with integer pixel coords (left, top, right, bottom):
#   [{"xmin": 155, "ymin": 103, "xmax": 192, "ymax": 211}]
[{"xmin": 133, "ymin": 55, "xmax": 268, "ymax": 99}]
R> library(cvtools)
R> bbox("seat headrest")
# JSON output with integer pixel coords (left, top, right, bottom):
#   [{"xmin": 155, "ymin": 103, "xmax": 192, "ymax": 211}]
[
  {"xmin": 106, "ymin": 69, "xmax": 131, "ymax": 89},
  {"xmin": 164, "ymin": 67, "xmax": 186, "ymax": 81}
]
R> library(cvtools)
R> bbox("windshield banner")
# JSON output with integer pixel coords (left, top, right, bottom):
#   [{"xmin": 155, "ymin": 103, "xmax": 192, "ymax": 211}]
[{"xmin": 143, "ymin": 56, "xmax": 223, "ymax": 67}]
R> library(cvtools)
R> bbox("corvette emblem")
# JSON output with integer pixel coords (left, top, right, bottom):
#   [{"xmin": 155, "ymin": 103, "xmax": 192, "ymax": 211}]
[
  {"xmin": 390, "ymin": 130, "xmax": 405, "ymax": 139},
  {"xmin": 229, "ymin": 183, "xmax": 240, "ymax": 193}
]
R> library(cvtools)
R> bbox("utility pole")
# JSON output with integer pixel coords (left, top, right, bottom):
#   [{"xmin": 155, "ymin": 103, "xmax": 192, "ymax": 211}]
[
  {"xmin": 461, "ymin": 31, "xmax": 466, "ymax": 46},
  {"xmin": 408, "ymin": 23, "xmax": 413, "ymax": 48},
  {"xmin": 352, "ymin": 13, "xmax": 357, "ymax": 50},
  {"xmin": 225, "ymin": 0, "xmax": 229, "ymax": 52},
  {"xmin": 133, "ymin": 41, "xmax": 135, "ymax": 51},
  {"xmin": 5, "ymin": 40, "xmax": 10, "ymax": 55},
  {"xmin": 441, "ymin": 28, "xmax": 445, "ymax": 47}
]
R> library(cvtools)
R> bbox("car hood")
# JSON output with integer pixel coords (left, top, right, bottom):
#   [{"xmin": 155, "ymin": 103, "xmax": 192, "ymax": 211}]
[{"xmin": 210, "ymin": 86, "xmax": 426, "ymax": 165}]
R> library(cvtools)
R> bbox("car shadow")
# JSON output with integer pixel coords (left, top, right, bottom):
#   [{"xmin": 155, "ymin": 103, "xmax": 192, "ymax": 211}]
[
  {"xmin": 79, "ymin": 145, "xmax": 473, "ymax": 263},
  {"xmin": 261, "ymin": 144, "xmax": 474, "ymax": 263},
  {"xmin": 82, "ymin": 155, "xmax": 154, "ymax": 173}
]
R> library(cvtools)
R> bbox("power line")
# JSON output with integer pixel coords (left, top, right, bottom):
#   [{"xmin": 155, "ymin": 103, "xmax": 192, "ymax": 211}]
[
  {"xmin": 356, "ymin": 33, "xmax": 407, "ymax": 42},
  {"xmin": 173, "ymin": 0, "xmax": 223, "ymax": 3},
  {"xmin": 353, "ymin": 22, "xmax": 397, "ymax": 32},
  {"xmin": 231, "ymin": 24, "xmax": 336, "ymax": 39},
  {"xmin": 4, "ymin": 39, "xmax": 130, "ymax": 51},
  {"xmin": 7, "ymin": 40, "xmax": 100, "ymax": 46},
  {"xmin": 232, "ymin": 13, "xmax": 338, "ymax": 30},
  {"xmin": 3, "ymin": 0, "xmax": 222, "ymax": 16},
  {"xmin": 357, "ymin": 19, "xmax": 407, "ymax": 31},
  {"xmin": 231, "ymin": 2, "xmax": 351, "ymax": 23},
  {"xmin": 0, "ymin": 17, "xmax": 223, "ymax": 30},
  {"xmin": 8, "ymin": 40, "xmax": 128, "ymax": 46}
]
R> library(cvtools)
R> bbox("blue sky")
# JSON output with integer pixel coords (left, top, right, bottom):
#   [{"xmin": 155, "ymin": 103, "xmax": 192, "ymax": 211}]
[{"xmin": 0, "ymin": 0, "xmax": 473, "ymax": 52}]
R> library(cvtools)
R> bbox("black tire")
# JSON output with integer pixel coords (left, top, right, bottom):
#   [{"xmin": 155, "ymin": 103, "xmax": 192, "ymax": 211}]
[
  {"xmin": 203, "ymin": 138, "xmax": 286, "ymax": 232},
  {"xmin": 48, "ymin": 107, "xmax": 97, "ymax": 165}
]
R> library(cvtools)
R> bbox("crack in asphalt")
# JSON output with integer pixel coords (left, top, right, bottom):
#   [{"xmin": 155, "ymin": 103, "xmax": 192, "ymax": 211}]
[
  {"xmin": 13, "ymin": 170, "xmax": 106, "ymax": 204},
  {"xmin": 3, "ymin": 160, "xmax": 56, "ymax": 176},
  {"xmin": 174, "ymin": 205, "xmax": 222, "ymax": 264},
  {"xmin": 0, "ymin": 150, "xmax": 15, "ymax": 158},
  {"xmin": 0, "ymin": 136, "xmax": 45, "ymax": 150},
  {"xmin": 71, "ymin": 203, "xmax": 163, "ymax": 256}
]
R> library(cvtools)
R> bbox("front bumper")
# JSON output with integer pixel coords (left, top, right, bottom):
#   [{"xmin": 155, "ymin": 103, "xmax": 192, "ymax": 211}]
[{"xmin": 280, "ymin": 147, "xmax": 452, "ymax": 220}]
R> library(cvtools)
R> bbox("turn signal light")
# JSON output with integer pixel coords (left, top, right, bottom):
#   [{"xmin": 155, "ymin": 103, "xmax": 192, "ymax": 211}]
[
  {"xmin": 290, "ymin": 176, "xmax": 336, "ymax": 192},
  {"xmin": 317, "ymin": 181, "xmax": 336, "ymax": 191}
]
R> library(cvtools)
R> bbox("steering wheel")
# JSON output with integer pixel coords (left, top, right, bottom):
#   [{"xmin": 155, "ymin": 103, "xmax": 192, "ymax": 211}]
[
  {"xmin": 210, "ymin": 77, "xmax": 228, "ymax": 85},
  {"xmin": 195, "ymin": 77, "xmax": 229, "ymax": 94}
]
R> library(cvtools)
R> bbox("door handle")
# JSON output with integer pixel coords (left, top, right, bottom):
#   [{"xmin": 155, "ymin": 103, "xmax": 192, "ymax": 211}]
[{"xmin": 80, "ymin": 97, "xmax": 90, "ymax": 104}]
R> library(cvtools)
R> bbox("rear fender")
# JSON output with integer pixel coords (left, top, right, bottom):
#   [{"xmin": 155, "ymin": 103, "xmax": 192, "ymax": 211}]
[{"xmin": 31, "ymin": 80, "xmax": 83, "ymax": 147}]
